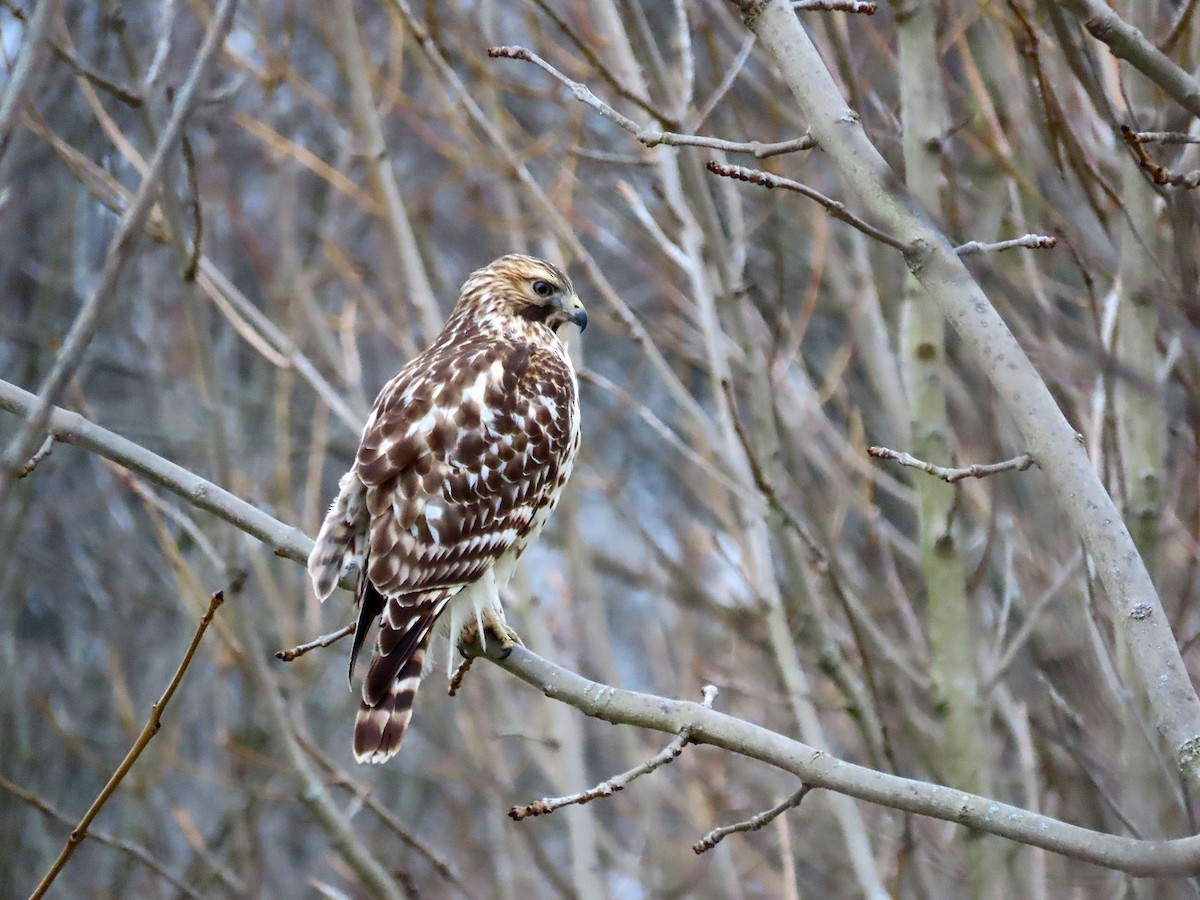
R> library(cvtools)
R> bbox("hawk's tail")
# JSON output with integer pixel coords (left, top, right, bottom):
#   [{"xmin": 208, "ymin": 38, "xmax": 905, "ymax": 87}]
[{"xmin": 353, "ymin": 590, "xmax": 453, "ymax": 764}]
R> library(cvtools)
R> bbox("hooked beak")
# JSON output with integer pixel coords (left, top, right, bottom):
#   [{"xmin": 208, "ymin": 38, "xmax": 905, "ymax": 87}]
[{"xmin": 561, "ymin": 295, "xmax": 588, "ymax": 332}]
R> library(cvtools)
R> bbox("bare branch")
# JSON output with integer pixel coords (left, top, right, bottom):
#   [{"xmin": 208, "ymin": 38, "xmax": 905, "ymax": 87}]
[
  {"xmin": 693, "ymin": 785, "xmax": 813, "ymax": 854},
  {"xmin": 0, "ymin": 0, "xmax": 62, "ymax": 159},
  {"xmin": 707, "ymin": 160, "xmax": 911, "ymax": 250},
  {"xmin": 793, "ymin": 0, "xmax": 876, "ymax": 13},
  {"xmin": 525, "ymin": 0, "xmax": 679, "ymax": 128},
  {"xmin": 7, "ymin": 373, "xmax": 1200, "ymax": 876},
  {"xmin": 31, "ymin": 591, "xmax": 226, "ymax": 899},
  {"xmin": 18, "ymin": 434, "xmax": 54, "ymax": 478},
  {"xmin": 1124, "ymin": 131, "xmax": 1200, "ymax": 145},
  {"xmin": 955, "ymin": 234, "xmax": 1058, "ymax": 255},
  {"xmin": 868, "ymin": 447, "xmax": 1037, "ymax": 483},
  {"xmin": 1053, "ymin": 0, "xmax": 1200, "ymax": 120},
  {"xmin": 509, "ymin": 685, "xmax": 719, "ymax": 822},
  {"xmin": 276, "ymin": 624, "xmax": 355, "ymax": 662},
  {"xmin": 733, "ymin": 0, "xmax": 1200, "ymax": 786},
  {"xmin": 486, "ymin": 46, "xmax": 813, "ymax": 158},
  {"xmin": 1121, "ymin": 124, "xmax": 1200, "ymax": 188},
  {"xmin": 486, "ymin": 643, "xmax": 1200, "ymax": 876},
  {"xmin": 0, "ymin": 377, "xmax": 319, "ymax": 572}
]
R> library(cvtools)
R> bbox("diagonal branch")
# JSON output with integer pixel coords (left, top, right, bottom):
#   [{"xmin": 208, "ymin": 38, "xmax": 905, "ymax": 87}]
[
  {"xmin": 693, "ymin": 784, "xmax": 812, "ymax": 854},
  {"xmin": 730, "ymin": 0, "xmax": 1200, "ymax": 790},
  {"xmin": 1053, "ymin": 0, "xmax": 1200, "ymax": 121},
  {"xmin": 0, "ymin": 0, "xmax": 239, "ymax": 506},
  {"xmin": 510, "ymin": 685, "xmax": 718, "ymax": 821},
  {"xmin": 0, "ymin": 377, "xmax": 318, "ymax": 572},
  {"xmin": 30, "ymin": 591, "xmax": 226, "ymax": 899},
  {"xmin": 706, "ymin": 160, "xmax": 910, "ymax": 250},
  {"xmin": 484, "ymin": 643, "xmax": 1200, "ymax": 876}
]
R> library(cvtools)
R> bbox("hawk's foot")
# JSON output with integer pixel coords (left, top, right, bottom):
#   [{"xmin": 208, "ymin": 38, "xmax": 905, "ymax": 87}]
[{"xmin": 458, "ymin": 609, "xmax": 524, "ymax": 660}]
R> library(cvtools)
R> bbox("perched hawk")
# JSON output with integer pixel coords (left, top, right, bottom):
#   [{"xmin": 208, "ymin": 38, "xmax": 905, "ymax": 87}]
[{"xmin": 308, "ymin": 255, "xmax": 586, "ymax": 763}]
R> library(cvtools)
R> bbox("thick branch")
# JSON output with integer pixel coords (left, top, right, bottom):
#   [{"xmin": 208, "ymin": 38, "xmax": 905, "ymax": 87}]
[
  {"xmin": 732, "ymin": 0, "xmax": 1200, "ymax": 788},
  {"xmin": 485, "ymin": 644, "xmax": 1200, "ymax": 876},
  {"xmin": 1054, "ymin": 0, "xmax": 1200, "ymax": 120},
  {"xmin": 0, "ymin": 378, "xmax": 318, "ymax": 571},
  {"xmin": 6, "ymin": 378, "xmax": 1200, "ymax": 876}
]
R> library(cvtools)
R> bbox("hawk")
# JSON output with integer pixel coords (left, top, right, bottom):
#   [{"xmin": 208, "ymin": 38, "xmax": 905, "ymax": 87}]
[{"xmin": 307, "ymin": 255, "xmax": 587, "ymax": 763}]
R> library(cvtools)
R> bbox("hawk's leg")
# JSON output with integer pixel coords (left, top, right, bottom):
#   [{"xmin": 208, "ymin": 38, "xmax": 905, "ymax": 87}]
[{"xmin": 458, "ymin": 606, "xmax": 524, "ymax": 659}]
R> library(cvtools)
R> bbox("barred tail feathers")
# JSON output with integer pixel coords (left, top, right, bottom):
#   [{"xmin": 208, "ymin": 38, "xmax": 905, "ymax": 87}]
[
  {"xmin": 308, "ymin": 472, "xmax": 368, "ymax": 601},
  {"xmin": 354, "ymin": 590, "xmax": 454, "ymax": 763}
]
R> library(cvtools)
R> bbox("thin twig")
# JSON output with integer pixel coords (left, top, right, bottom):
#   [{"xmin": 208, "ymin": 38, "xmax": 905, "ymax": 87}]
[
  {"xmin": 1120, "ymin": 124, "xmax": 1200, "ymax": 188},
  {"xmin": 487, "ymin": 46, "xmax": 812, "ymax": 158},
  {"xmin": 868, "ymin": 446, "xmax": 1036, "ymax": 483},
  {"xmin": 955, "ymin": 234, "xmax": 1058, "ymax": 255},
  {"xmin": 693, "ymin": 784, "xmax": 813, "ymax": 854},
  {"xmin": 18, "ymin": 433, "xmax": 54, "ymax": 477},
  {"xmin": 276, "ymin": 623, "xmax": 355, "ymax": 662},
  {"xmin": 525, "ymin": 0, "xmax": 680, "ymax": 129},
  {"xmin": 30, "ymin": 591, "xmax": 226, "ymax": 899},
  {"xmin": 509, "ymin": 685, "xmax": 719, "ymax": 822},
  {"xmin": 1124, "ymin": 131, "xmax": 1200, "ymax": 145},
  {"xmin": 794, "ymin": 0, "xmax": 876, "ymax": 12},
  {"xmin": 706, "ymin": 160, "xmax": 911, "ymax": 251}
]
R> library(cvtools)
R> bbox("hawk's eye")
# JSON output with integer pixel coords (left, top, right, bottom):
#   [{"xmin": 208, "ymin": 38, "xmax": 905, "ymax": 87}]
[{"xmin": 532, "ymin": 279, "xmax": 554, "ymax": 299}]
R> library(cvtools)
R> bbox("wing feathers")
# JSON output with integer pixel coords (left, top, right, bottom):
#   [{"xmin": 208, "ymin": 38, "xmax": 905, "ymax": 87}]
[{"xmin": 307, "ymin": 472, "xmax": 368, "ymax": 601}]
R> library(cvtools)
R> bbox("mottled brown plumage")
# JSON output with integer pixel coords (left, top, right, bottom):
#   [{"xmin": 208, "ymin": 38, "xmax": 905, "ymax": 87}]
[{"xmin": 308, "ymin": 255, "xmax": 586, "ymax": 763}]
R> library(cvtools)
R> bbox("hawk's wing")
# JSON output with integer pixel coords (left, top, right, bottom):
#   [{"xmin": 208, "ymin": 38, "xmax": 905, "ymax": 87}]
[{"xmin": 356, "ymin": 337, "xmax": 574, "ymax": 599}]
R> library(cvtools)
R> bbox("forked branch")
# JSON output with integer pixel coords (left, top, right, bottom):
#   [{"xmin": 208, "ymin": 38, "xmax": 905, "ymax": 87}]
[{"xmin": 509, "ymin": 685, "xmax": 718, "ymax": 821}]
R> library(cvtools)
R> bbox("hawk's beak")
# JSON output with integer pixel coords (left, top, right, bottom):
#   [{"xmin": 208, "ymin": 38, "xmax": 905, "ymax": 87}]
[{"xmin": 562, "ymin": 295, "xmax": 588, "ymax": 332}]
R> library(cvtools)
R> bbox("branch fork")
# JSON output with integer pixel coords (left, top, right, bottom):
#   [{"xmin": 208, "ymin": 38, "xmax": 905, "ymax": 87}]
[{"xmin": 508, "ymin": 685, "xmax": 719, "ymax": 822}]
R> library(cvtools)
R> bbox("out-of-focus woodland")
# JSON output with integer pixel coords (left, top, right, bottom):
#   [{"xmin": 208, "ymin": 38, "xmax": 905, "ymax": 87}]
[{"xmin": 3, "ymin": 0, "xmax": 1200, "ymax": 897}]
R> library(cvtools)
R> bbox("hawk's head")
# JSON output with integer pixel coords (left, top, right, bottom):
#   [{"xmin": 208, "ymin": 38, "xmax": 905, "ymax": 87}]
[{"xmin": 457, "ymin": 254, "xmax": 588, "ymax": 334}]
